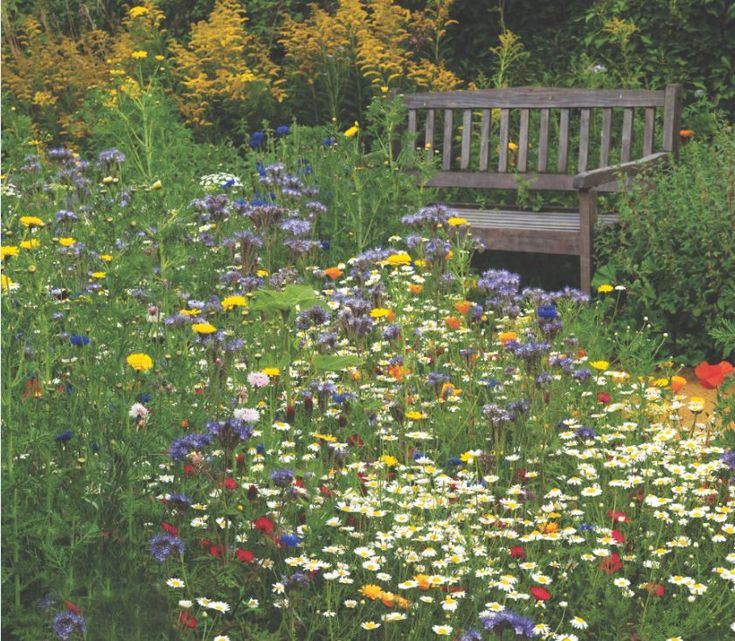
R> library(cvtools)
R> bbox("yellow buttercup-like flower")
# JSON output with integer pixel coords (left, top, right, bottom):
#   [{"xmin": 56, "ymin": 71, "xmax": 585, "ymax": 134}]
[
  {"xmin": 20, "ymin": 239, "xmax": 40, "ymax": 249},
  {"xmin": 384, "ymin": 252, "xmax": 411, "ymax": 266},
  {"xmin": 369, "ymin": 308, "xmax": 392, "ymax": 318},
  {"xmin": 20, "ymin": 216, "xmax": 45, "ymax": 227},
  {"xmin": 128, "ymin": 5, "xmax": 149, "ymax": 17},
  {"xmin": 447, "ymin": 217, "xmax": 469, "ymax": 227},
  {"xmin": 127, "ymin": 352, "xmax": 153, "ymax": 372},
  {"xmin": 1, "ymin": 246, "xmax": 19, "ymax": 259},
  {"xmin": 262, "ymin": 367, "xmax": 280, "ymax": 377},
  {"xmin": 221, "ymin": 295, "xmax": 247, "ymax": 310},
  {"xmin": 59, "ymin": 237, "xmax": 76, "ymax": 247},
  {"xmin": 91, "ymin": 272, "xmax": 106, "ymax": 279},
  {"xmin": 343, "ymin": 122, "xmax": 359, "ymax": 138},
  {"xmin": 590, "ymin": 360, "xmax": 609, "ymax": 371},
  {"xmin": 192, "ymin": 322, "xmax": 217, "ymax": 335},
  {"xmin": 379, "ymin": 455, "xmax": 398, "ymax": 468},
  {"xmin": 131, "ymin": 50, "xmax": 149, "ymax": 60},
  {"xmin": 597, "ymin": 283, "xmax": 614, "ymax": 293}
]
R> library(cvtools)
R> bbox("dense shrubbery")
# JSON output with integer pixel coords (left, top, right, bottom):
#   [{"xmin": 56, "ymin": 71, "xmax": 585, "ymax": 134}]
[{"xmin": 595, "ymin": 123, "xmax": 735, "ymax": 364}]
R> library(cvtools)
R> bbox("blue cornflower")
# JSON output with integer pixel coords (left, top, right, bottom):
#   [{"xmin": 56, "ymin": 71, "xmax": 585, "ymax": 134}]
[
  {"xmin": 55, "ymin": 431, "xmax": 73, "ymax": 443},
  {"xmin": 480, "ymin": 610, "xmax": 535, "ymax": 637},
  {"xmin": 536, "ymin": 304, "xmax": 558, "ymax": 319},
  {"xmin": 52, "ymin": 611, "xmax": 86, "ymax": 640},
  {"xmin": 69, "ymin": 335, "xmax": 89, "ymax": 347},
  {"xmin": 250, "ymin": 131, "xmax": 266, "ymax": 148},
  {"xmin": 169, "ymin": 433, "xmax": 213, "ymax": 462},
  {"xmin": 270, "ymin": 468, "xmax": 294, "ymax": 487},
  {"xmin": 322, "ymin": 137, "xmax": 335, "ymax": 147},
  {"xmin": 149, "ymin": 532, "xmax": 185, "ymax": 562},
  {"xmin": 279, "ymin": 533, "xmax": 301, "ymax": 547},
  {"xmin": 720, "ymin": 450, "xmax": 735, "ymax": 470},
  {"xmin": 576, "ymin": 426, "xmax": 596, "ymax": 439},
  {"xmin": 275, "ymin": 125, "xmax": 290, "ymax": 137}
]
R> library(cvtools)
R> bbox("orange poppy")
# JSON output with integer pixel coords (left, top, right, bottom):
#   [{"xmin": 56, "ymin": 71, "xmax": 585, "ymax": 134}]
[
  {"xmin": 324, "ymin": 267, "xmax": 343, "ymax": 280},
  {"xmin": 454, "ymin": 300, "xmax": 471, "ymax": 314},
  {"xmin": 694, "ymin": 360, "xmax": 734, "ymax": 389},
  {"xmin": 679, "ymin": 129, "xmax": 695, "ymax": 138},
  {"xmin": 445, "ymin": 316, "xmax": 461, "ymax": 330}
]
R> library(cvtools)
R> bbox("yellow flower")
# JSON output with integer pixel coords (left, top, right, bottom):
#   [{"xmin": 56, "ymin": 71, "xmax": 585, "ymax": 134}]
[
  {"xmin": 128, "ymin": 5, "xmax": 149, "ymax": 17},
  {"xmin": 1, "ymin": 246, "xmax": 19, "ymax": 259},
  {"xmin": 180, "ymin": 309, "xmax": 201, "ymax": 317},
  {"xmin": 370, "ymin": 308, "xmax": 392, "ymax": 318},
  {"xmin": 651, "ymin": 377, "xmax": 669, "ymax": 388},
  {"xmin": 597, "ymin": 283, "xmax": 614, "ymax": 293},
  {"xmin": 379, "ymin": 455, "xmax": 398, "ymax": 467},
  {"xmin": 131, "ymin": 50, "xmax": 149, "ymax": 60},
  {"xmin": 59, "ymin": 237, "xmax": 76, "ymax": 247},
  {"xmin": 127, "ymin": 352, "xmax": 153, "ymax": 371},
  {"xmin": 192, "ymin": 322, "xmax": 217, "ymax": 335},
  {"xmin": 384, "ymin": 252, "xmax": 411, "ymax": 266},
  {"xmin": 100, "ymin": 254, "xmax": 113, "ymax": 262},
  {"xmin": 221, "ymin": 295, "xmax": 247, "ymax": 310},
  {"xmin": 262, "ymin": 367, "xmax": 280, "ymax": 377},
  {"xmin": 498, "ymin": 331, "xmax": 518, "ymax": 344},
  {"xmin": 590, "ymin": 360, "xmax": 609, "ymax": 371},
  {"xmin": 20, "ymin": 216, "xmax": 45, "ymax": 227},
  {"xmin": 380, "ymin": 85, "xmax": 390, "ymax": 94},
  {"xmin": 1, "ymin": 273, "xmax": 15, "ymax": 291},
  {"xmin": 256, "ymin": 269, "xmax": 269, "ymax": 277},
  {"xmin": 150, "ymin": 179, "xmax": 162, "ymax": 190},
  {"xmin": 155, "ymin": 55, "xmax": 165, "ymax": 61},
  {"xmin": 447, "ymin": 217, "xmax": 468, "ymax": 227},
  {"xmin": 508, "ymin": 141, "xmax": 519, "ymax": 152},
  {"xmin": 413, "ymin": 259, "xmax": 428, "ymax": 268},
  {"xmin": 312, "ymin": 432, "xmax": 337, "ymax": 443},
  {"xmin": 344, "ymin": 122, "xmax": 359, "ymax": 138},
  {"xmin": 405, "ymin": 411, "xmax": 426, "ymax": 421},
  {"xmin": 90, "ymin": 271, "xmax": 106, "ymax": 279},
  {"xmin": 20, "ymin": 239, "xmax": 40, "ymax": 249},
  {"xmin": 688, "ymin": 397, "xmax": 705, "ymax": 413}
]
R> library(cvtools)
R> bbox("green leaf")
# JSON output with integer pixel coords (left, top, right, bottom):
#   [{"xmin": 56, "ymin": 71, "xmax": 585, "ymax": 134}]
[
  {"xmin": 250, "ymin": 285, "xmax": 321, "ymax": 313},
  {"xmin": 312, "ymin": 354, "xmax": 364, "ymax": 372}
]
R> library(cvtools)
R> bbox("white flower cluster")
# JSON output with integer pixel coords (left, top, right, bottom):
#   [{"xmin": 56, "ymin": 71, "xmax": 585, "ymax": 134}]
[{"xmin": 199, "ymin": 173, "xmax": 242, "ymax": 191}]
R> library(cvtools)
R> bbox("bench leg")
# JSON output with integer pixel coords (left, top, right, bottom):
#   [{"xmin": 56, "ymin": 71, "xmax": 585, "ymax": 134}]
[{"xmin": 578, "ymin": 188, "xmax": 598, "ymax": 295}]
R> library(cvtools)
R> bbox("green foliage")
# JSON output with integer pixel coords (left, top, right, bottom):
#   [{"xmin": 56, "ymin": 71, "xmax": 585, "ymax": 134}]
[{"xmin": 594, "ymin": 122, "xmax": 735, "ymax": 364}]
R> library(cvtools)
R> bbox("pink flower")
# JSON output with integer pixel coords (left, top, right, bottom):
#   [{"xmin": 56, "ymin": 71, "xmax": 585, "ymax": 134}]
[{"xmin": 247, "ymin": 372, "xmax": 270, "ymax": 388}]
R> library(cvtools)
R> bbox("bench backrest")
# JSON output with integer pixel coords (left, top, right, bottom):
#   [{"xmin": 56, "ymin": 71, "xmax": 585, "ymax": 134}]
[{"xmin": 401, "ymin": 85, "xmax": 683, "ymax": 191}]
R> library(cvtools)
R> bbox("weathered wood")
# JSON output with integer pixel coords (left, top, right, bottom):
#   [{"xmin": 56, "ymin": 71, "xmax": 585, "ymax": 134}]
[
  {"xmin": 537, "ymin": 108, "xmax": 550, "ymax": 172},
  {"xmin": 442, "ymin": 109, "xmax": 453, "ymax": 170},
  {"xmin": 452, "ymin": 208, "xmax": 619, "ymax": 230},
  {"xmin": 599, "ymin": 108, "xmax": 612, "ymax": 167},
  {"xmin": 663, "ymin": 83, "xmax": 684, "ymax": 155},
  {"xmin": 469, "ymin": 226, "xmax": 581, "ymax": 255},
  {"xmin": 402, "ymin": 88, "xmax": 666, "ymax": 109},
  {"xmin": 578, "ymin": 188, "xmax": 598, "ymax": 294},
  {"xmin": 621, "ymin": 108, "xmax": 634, "ymax": 163},
  {"xmin": 578, "ymin": 109, "xmax": 591, "ymax": 172},
  {"xmin": 573, "ymin": 152, "xmax": 669, "ymax": 189},
  {"xmin": 498, "ymin": 109, "xmax": 510, "ymax": 172},
  {"xmin": 461, "ymin": 109, "xmax": 472, "ymax": 169},
  {"xmin": 643, "ymin": 108, "xmax": 655, "ymax": 156},
  {"xmin": 479, "ymin": 109, "xmax": 491, "ymax": 171},
  {"xmin": 517, "ymin": 109, "xmax": 530, "ymax": 172},
  {"xmin": 410, "ymin": 170, "xmax": 618, "ymax": 192},
  {"xmin": 408, "ymin": 109, "xmax": 417, "ymax": 142},
  {"xmin": 425, "ymin": 108, "xmax": 435, "ymax": 161},
  {"xmin": 558, "ymin": 109, "xmax": 570, "ymax": 172}
]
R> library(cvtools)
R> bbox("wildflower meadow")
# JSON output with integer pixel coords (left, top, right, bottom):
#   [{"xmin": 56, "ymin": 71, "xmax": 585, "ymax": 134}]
[{"xmin": 2, "ymin": 2, "xmax": 735, "ymax": 641}]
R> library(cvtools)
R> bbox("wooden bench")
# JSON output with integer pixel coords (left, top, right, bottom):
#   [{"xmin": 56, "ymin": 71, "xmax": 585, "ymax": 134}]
[{"xmin": 399, "ymin": 85, "xmax": 683, "ymax": 293}]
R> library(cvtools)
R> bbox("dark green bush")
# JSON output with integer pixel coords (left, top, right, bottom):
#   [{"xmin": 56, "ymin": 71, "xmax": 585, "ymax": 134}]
[{"xmin": 594, "ymin": 122, "xmax": 735, "ymax": 364}]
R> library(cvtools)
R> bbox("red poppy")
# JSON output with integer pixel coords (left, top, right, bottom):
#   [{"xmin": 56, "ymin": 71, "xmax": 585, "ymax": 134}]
[
  {"xmin": 65, "ymin": 601, "xmax": 81, "ymax": 615},
  {"xmin": 161, "ymin": 521, "xmax": 179, "ymax": 536},
  {"xmin": 530, "ymin": 586, "xmax": 551, "ymax": 601},
  {"xmin": 209, "ymin": 545, "xmax": 223, "ymax": 556},
  {"xmin": 611, "ymin": 529, "xmax": 625, "ymax": 544},
  {"xmin": 599, "ymin": 552, "xmax": 624, "ymax": 574},
  {"xmin": 254, "ymin": 516, "xmax": 275, "ymax": 535},
  {"xmin": 597, "ymin": 392, "xmax": 611, "ymax": 404},
  {"xmin": 694, "ymin": 360, "xmax": 734, "ymax": 389},
  {"xmin": 320, "ymin": 484, "xmax": 333, "ymax": 497},
  {"xmin": 223, "ymin": 478, "xmax": 238, "ymax": 490},
  {"xmin": 178, "ymin": 611, "xmax": 197, "ymax": 629},
  {"xmin": 236, "ymin": 548, "xmax": 255, "ymax": 563},
  {"xmin": 510, "ymin": 546, "xmax": 526, "ymax": 559},
  {"xmin": 607, "ymin": 509, "xmax": 630, "ymax": 523},
  {"xmin": 183, "ymin": 464, "xmax": 195, "ymax": 476}
]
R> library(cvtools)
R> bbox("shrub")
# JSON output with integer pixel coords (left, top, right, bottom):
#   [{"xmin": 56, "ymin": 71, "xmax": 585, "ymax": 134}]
[{"xmin": 594, "ymin": 122, "xmax": 735, "ymax": 363}]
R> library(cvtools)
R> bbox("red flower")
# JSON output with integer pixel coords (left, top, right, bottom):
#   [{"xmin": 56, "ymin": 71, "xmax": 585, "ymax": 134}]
[
  {"xmin": 599, "ymin": 552, "xmax": 624, "ymax": 574},
  {"xmin": 254, "ymin": 516, "xmax": 275, "ymax": 535},
  {"xmin": 247, "ymin": 484, "xmax": 258, "ymax": 500},
  {"xmin": 178, "ymin": 611, "xmax": 197, "ymax": 629},
  {"xmin": 209, "ymin": 545, "xmax": 224, "ymax": 557},
  {"xmin": 611, "ymin": 529, "xmax": 625, "ymax": 544},
  {"xmin": 694, "ymin": 360, "xmax": 734, "ymax": 389},
  {"xmin": 65, "ymin": 601, "xmax": 81, "ymax": 615},
  {"xmin": 530, "ymin": 586, "xmax": 551, "ymax": 601},
  {"xmin": 597, "ymin": 392, "xmax": 611, "ymax": 404},
  {"xmin": 510, "ymin": 546, "xmax": 526, "ymax": 559},
  {"xmin": 607, "ymin": 510, "xmax": 630, "ymax": 523},
  {"xmin": 223, "ymin": 478, "xmax": 238, "ymax": 490},
  {"xmin": 161, "ymin": 521, "xmax": 179, "ymax": 536},
  {"xmin": 236, "ymin": 548, "xmax": 255, "ymax": 563},
  {"xmin": 642, "ymin": 582, "xmax": 665, "ymax": 597},
  {"xmin": 183, "ymin": 464, "xmax": 195, "ymax": 476},
  {"xmin": 320, "ymin": 484, "xmax": 333, "ymax": 497}
]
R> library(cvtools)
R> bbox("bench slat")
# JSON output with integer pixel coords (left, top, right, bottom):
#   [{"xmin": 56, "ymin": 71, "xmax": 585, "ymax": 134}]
[
  {"xmin": 558, "ymin": 109, "xmax": 569, "ymax": 172},
  {"xmin": 479, "ymin": 109, "xmax": 491, "ymax": 171},
  {"xmin": 578, "ymin": 109, "xmax": 590, "ymax": 172},
  {"xmin": 537, "ymin": 108, "xmax": 549, "ymax": 172},
  {"xmin": 643, "ymin": 107, "xmax": 655, "ymax": 156},
  {"xmin": 498, "ymin": 109, "xmax": 510, "ymax": 172},
  {"xmin": 416, "ymin": 170, "xmax": 618, "ymax": 192},
  {"xmin": 402, "ymin": 88, "xmax": 666, "ymax": 109},
  {"xmin": 461, "ymin": 109, "xmax": 472, "ymax": 169},
  {"xmin": 518, "ymin": 109, "xmax": 530, "ymax": 172},
  {"xmin": 621, "ymin": 108, "xmax": 634, "ymax": 163},
  {"xmin": 408, "ymin": 109, "xmax": 417, "ymax": 141},
  {"xmin": 425, "ymin": 109, "xmax": 435, "ymax": 161},
  {"xmin": 442, "ymin": 109, "xmax": 453, "ymax": 170},
  {"xmin": 600, "ymin": 108, "xmax": 612, "ymax": 167}
]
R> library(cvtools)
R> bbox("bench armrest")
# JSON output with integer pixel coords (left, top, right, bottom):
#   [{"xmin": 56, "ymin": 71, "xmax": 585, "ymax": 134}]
[{"xmin": 573, "ymin": 152, "xmax": 669, "ymax": 189}]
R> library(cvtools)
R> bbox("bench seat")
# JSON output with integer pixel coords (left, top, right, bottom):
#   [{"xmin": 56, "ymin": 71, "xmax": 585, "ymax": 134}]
[{"xmin": 447, "ymin": 208, "xmax": 619, "ymax": 255}]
